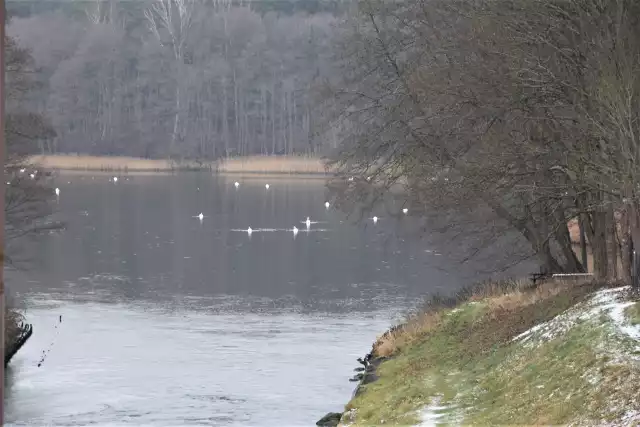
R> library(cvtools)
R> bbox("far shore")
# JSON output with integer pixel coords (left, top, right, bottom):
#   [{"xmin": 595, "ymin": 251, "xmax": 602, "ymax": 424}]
[
  {"xmin": 28, "ymin": 154, "xmax": 210, "ymax": 173},
  {"xmin": 217, "ymin": 155, "xmax": 328, "ymax": 175},
  {"xmin": 27, "ymin": 154, "xmax": 331, "ymax": 176}
]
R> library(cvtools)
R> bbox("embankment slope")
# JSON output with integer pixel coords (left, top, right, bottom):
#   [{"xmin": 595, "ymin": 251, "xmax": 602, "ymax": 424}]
[{"xmin": 332, "ymin": 280, "xmax": 640, "ymax": 426}]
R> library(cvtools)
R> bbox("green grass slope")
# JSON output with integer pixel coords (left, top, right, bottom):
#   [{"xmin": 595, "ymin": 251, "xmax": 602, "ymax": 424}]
[{"xmin": 341, "ymin": 281, "xmax": 640, "ymax": 426}]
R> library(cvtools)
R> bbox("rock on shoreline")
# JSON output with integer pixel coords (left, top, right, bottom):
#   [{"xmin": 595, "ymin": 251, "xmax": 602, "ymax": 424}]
[{"xmin": 316, "ymin": 328, "xmax": 394, "ymax": 426}]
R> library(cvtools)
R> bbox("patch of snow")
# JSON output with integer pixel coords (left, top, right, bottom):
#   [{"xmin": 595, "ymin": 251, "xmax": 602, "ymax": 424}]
[
  {"xmin": 418, "ymin": 396, "xmax": 458, "ymax": 426},
  {"xmin": 512, "ymin": 287, "xmax": 638, "ymax": 347},
  {"xmin": 608, "ymin": 301, "xmax": 640, "ymax": 340},
  {"xmin": 419, "ymin": 405, "xmax": 449, "ymax": 425},
  {"xmin": 513, "ymin": 323, "xmax": 546, "ymax": 342},
  {"xmin": 340, "ymin": 409, "xmax": 356, "ymax": 427},
  {"xmin": 621, "ymin": 410, "xmax": 640, "ymax": 423}
]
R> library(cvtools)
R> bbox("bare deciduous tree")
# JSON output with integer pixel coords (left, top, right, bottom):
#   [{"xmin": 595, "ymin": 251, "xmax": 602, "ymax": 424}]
[{"xmin": 320, "ymin": 0, "xmax": 640, "ymax": 282}]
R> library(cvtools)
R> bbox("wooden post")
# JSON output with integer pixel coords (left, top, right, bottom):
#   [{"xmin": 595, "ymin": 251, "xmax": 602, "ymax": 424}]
[{"xmin": 0, "ymin": 0, "xmax": 6, "ymax": 422}]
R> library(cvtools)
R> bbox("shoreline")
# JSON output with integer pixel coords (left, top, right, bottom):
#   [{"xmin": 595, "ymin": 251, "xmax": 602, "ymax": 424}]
[
  {"xmin": 319, "ymin": 278, "xmax": 640, "ymax": 426},
  {"xmin": 28, "ymin": 154, "xmax": 331, "ymax": 177}
]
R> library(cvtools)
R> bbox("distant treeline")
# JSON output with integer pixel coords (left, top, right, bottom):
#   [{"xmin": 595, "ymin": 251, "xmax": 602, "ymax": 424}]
[{"xmin": 7, "ymin": 0, "xmax": 343, "ymax": 160}]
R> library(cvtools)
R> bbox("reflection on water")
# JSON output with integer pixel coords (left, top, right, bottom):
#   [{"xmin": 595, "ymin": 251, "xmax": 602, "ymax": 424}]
[
  {"xmin": 7, "ymin": 299, "xmax": 394, "ymax": 426},
  {"xmin": 5, "ymin": 173, "xmax": 532, "ymax": 426}
]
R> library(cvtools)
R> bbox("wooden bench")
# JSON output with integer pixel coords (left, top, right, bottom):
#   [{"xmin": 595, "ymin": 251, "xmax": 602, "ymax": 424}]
[
  {"xmin": 530, "ymin": 272, "xmax": 552, "ymax": 285},
  {"xmin": 530, "ymin": 272, "xmax": 594, "ymax": 286}
]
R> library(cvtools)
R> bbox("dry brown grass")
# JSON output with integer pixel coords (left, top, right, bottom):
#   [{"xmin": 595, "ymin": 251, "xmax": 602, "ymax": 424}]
[
  {"xmin": 372, "ymin": 278, "xmax": 598, "ymax": 358},
  {"xmin": 217, "ymin": 155, "xmax": 328, "ymax": 175},
  {"xmin": 482, "ymin": 279, "xmax": 570, "ymax": 311},
  {"xmin": 29, "ymin": 155, "xmax": 213, "ymax": 172},
  {"xmin": 375, "ymin": 311, "xmax": 443, "ymax": 357}
]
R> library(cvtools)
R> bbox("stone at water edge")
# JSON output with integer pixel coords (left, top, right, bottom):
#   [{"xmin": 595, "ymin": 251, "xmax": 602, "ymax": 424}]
[{"xmin": 316, "ymin": 412, "xmax": 342, "ymax": 427}]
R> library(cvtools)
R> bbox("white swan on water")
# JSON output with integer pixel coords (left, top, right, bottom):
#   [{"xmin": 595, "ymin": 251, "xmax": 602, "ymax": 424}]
[
  {"xmin": 247, "ymin": 227, "xmax": 253, "ymax": 235},
  {"xmin": 29, "ymin": 173, "xmax": 35, "ymax": 179},
  {"xmin": 325, "ymin": 201, "xmax": 330, "ymax": 209},
  {"xmin": 402, "ymin": 208, "xmax": 408, "ymax": 214},
  {"xmin": 373, "ymin": 216, "xmax": 379, "ymax": 224},
  {"xmin": 234, "ymin": 182, "xmax": 239, "ymax": 188},
  {"xmin": 265, "ymin": 184, "xmax": 270, "ymax": 190},
  {"xmin": 113, "ymin": 176, "xmax": 118, "ymax": 183},
  {"xmin": 19, "ymin": 168, "xmax": 25, "ymax": 173},
  {"xmin": 197, "ymin": 213, "xmax": 204, "ymax": 221},
  {"xmin": 305, "ymin": 217, "xmax": 311, "ymax": 228},
  {"xmin": 293, "ymin": 226, "xmax": 299, "ymax": 236},
  {"xmin": 55, "ymin": 188, "xmax": 60, "ymax": 196}
]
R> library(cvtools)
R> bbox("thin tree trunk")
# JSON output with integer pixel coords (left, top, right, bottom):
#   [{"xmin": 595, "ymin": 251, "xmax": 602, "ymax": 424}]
[
  {"xmin": 271, "ymin": 82, "xmax": 276, "ymax": 154},
  {"xmin": 223, "ymin": 78, "xmax": 229, "ymax": 157},
  {"xmin": 261, "ymin": 86, "xmax": 267, "ymax": 155},
  {"xmin": 171, "ymin": 84, "xmax": 180, "ymax": 158}
]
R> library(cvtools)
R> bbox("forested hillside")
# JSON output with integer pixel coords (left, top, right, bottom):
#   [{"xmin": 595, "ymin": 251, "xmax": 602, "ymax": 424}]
[{"xmin": 7, "ymin": 0, "xmax": 340, "ymax": 160}]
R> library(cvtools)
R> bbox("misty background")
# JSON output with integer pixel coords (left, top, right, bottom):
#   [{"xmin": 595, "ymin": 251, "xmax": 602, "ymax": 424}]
[{"xmin": 7, "ymin": 0, "xmax": 342, "ymax": 160}]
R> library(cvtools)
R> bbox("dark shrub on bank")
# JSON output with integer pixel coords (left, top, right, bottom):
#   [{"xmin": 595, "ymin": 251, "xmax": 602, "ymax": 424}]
[{"xmin": 5, "ymin": 306, "xmax": 25, "ymax": 347}]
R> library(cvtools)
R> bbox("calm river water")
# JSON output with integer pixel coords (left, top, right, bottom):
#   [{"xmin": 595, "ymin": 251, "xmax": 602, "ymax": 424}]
[{"xmin": 4, "ymin": 173, "xmax": 531, "ymax": 426}]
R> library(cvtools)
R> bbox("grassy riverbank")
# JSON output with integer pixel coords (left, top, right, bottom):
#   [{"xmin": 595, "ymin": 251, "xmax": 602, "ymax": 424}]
[{"xmin": 339, "ymin": 279, "xmax": 640, "ymax": 426}]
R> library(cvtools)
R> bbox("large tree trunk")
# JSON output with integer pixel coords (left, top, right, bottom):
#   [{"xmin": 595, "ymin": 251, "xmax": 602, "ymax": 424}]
[
  {"xmin": 606, "ymin": 205, "xmax": 618, "ymax": 280},
  {"xmin": 618, "ymin": 207, "xmax": 631, "ymax": 283},
  {"xmin": 261, "ymin": 86, "xmax": 267, "ymax": 155},
  {"xmin": 591, "ymin": 209, "xmax": 609, "ymax": 280},
  {"xmin": 578, "ymin": 214, "xmax": 589, "ymax": 270},
  {"xmin": 554, "ymin": 210, "xmax": 585, "ymax": 273},
  {"xmin": 629, "ymin": 202, "xmax": 640, "ymax": 287}
]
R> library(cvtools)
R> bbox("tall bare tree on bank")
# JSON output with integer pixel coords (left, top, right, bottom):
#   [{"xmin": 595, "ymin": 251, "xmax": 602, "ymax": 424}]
[
  {"xmin": 145, "ymin": 0, "xmax": 194, "ymax": 159},
  {"xmin": 321, "ymin": 0, "xmax": 640, "ymax": 282}
]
